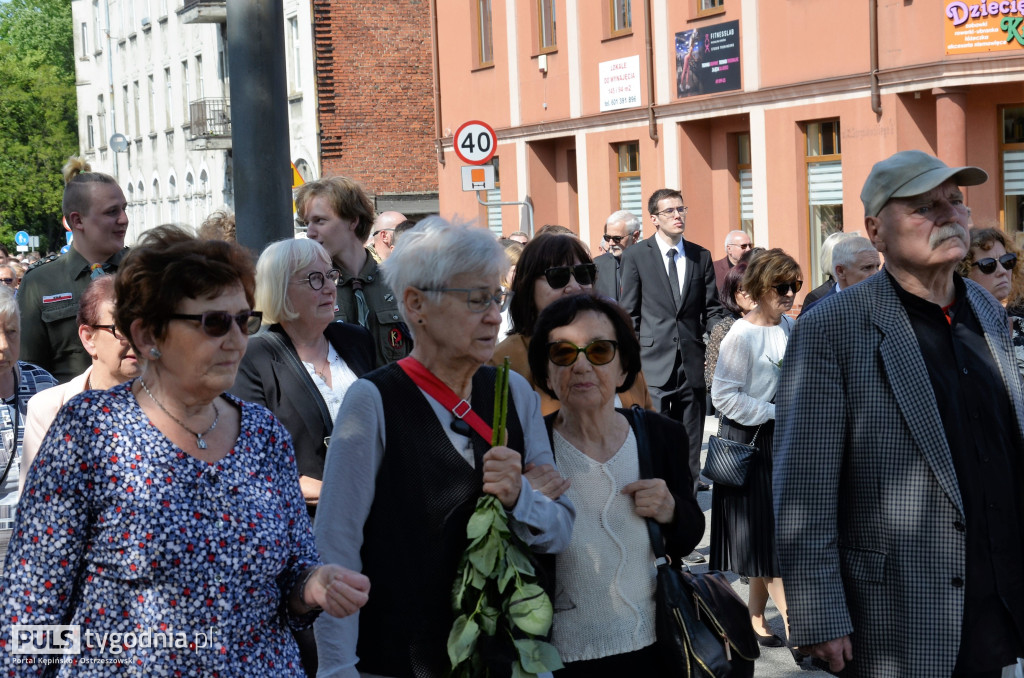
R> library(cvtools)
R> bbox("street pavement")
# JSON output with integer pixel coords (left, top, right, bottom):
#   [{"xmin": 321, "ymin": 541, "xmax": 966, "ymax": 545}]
[{"xmin": 694, "ymin": 414, "xmax": 819, "ymax": 677}]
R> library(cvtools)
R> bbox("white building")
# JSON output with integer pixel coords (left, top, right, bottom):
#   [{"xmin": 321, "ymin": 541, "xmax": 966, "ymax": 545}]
[{"xmin": 71, "ymin": 0, "xmax": 319, "ymax": 243}]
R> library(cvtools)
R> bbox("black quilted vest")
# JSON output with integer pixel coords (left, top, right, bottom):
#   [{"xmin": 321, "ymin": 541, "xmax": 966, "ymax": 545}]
[{"xmin": 357, "ymin": 363, "xmax": 524, "ymax": 677}]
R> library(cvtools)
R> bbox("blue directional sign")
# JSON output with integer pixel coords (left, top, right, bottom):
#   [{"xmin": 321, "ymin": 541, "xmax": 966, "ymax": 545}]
[
  {"xmin": 60, "ymin": 245, "xmax": 71, "ymax": 254},
  {"xmin": 66, "ymin": 232, "xmax": 73, "ymax": 245},
  {"xmin": 14, "ymin": 231, "xmax": 29, "ymax": 247}
]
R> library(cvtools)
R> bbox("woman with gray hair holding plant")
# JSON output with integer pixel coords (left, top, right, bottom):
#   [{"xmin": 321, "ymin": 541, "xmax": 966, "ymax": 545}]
[{"xmin": 314, "ymin": 218, "xmax": 575, "ymax": 678}]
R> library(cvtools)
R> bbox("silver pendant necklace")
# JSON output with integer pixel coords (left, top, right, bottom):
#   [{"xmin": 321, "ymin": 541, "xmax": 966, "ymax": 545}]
[{"xmin": 139, "ymin": 376, "xmax": 220, "ymax": 450}]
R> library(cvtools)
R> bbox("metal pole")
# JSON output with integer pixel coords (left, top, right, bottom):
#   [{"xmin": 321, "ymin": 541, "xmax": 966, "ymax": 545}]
[
  {"xmin": 476, "ymin": 193, "xmax": 534, "ymax": 238},
  {"xmin": 226, "ymin": 0, "xmax": 292, "ymax": 253}
]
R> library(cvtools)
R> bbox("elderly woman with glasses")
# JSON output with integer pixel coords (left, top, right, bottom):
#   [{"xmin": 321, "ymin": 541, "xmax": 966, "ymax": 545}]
[
  {"xmin": 957, "ymin": 227, "xmax": 1024, "ymax": 376},
  {"xmin": 492, "ymin": 232, "xmax": 653, "ymax": 415},
  {"xmin": 523, "ymin": 293, "xmax": 703, "ymax": 676},
  {"xmin": 3, "ymin": 226, "xmax": 369, "ymax": 676},
  {"xmin": 20, "ymin": 275, "xmax": 141, "ymax": 490},
  {"xmin": 710, "ymin": 248, "xmax": 800, "ymax": 651},
  {"xmin": 232, "ymin": 239, "xmax": 374, "ymax": 516},
  {"xmin": 314, "ymin": 218, "xmax": 574, "ymax": 678}
]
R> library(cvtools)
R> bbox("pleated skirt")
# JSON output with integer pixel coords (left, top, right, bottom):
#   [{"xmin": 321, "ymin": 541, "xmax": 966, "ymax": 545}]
[{"xmin": 708, "ymin": 417, "xmax": 780, "ymax": 578}]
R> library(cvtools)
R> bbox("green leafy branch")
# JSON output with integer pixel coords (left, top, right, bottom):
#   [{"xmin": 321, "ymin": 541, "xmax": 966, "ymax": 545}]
[{"xmin": 447, "ymin": 358, "xmax": 563, "ymax": 677}]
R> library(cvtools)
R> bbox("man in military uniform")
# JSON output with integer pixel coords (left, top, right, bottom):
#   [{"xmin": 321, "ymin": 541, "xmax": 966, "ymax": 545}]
[
  {"xmin": 19, "ymin": 165, "xmax": 129, "ymax": 383},
  {"xmin": 296, "ymin": 176, "xmax": 412, "ymax": 367}
]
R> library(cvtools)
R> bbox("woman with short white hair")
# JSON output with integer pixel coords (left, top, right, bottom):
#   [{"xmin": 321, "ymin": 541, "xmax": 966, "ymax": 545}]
[
  {"xmin": 0, "ymin": 285, "xmax": 59, "ymax": 562},
  {"xmin": 314, "ymin": 218, "xmax": 575, "ymax": 677}
]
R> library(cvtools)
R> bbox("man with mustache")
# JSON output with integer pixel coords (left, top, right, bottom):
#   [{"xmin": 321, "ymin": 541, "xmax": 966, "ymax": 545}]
[{"xmin": 774, "ymin": 150, "xmax": 1024, "ymax": 677}]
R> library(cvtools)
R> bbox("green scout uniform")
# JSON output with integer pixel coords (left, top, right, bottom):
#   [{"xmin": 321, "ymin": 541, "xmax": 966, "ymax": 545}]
[
  {"xmin": 18, "ymin": 247, "xmax": 129, "ymax": 384},
  {"xmin": 334, "ymin": 249, "xmax": 412, "ymax": 367}
]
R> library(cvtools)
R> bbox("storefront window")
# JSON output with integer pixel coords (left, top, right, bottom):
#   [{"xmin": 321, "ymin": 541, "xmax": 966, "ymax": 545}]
[
  {"xmin": 1002, "ymin": 106, "xmax": 1024, "ymax": 239},
  {"xmin": 806, "ymin": 120, "xmax": 843, "ymax": 285},
  {"xmin": 617, "ymin": 142, "xmax": 642, "ymax": 216},
  {"xmin": 738, "ymin": 133, "xmax": 753, "ymax": 237}
]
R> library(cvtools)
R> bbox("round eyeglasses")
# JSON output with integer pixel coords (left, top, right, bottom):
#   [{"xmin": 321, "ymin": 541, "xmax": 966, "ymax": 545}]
[
  {"xmin": 972, "ymin": 253, "xmax": 1017, "ymax": 274},
  {"xmin": 292, "ymin": 269, "xmax": 342, "ymax": 290},
  {"xmin": 419, "ymin": 287, "xmax": 512, "ymax": 313},
  {"xmin": 89, "ymin": 324, "xmax": 125, "ymax": 340}
]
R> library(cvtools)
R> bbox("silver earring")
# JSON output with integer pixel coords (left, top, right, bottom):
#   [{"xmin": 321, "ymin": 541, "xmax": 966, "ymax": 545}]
[{"xmin": 149, "ymin": 348, "xmax": 162, "ymax": 359}]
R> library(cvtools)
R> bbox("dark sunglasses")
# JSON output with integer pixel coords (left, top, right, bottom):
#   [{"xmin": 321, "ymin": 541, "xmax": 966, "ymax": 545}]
[
  {"xmin": 0, "ymin": 278, "xmax": 14, "ymax": 285},
  {"xmin": 89, "ymin": 324, "xmax": 125, "ymax": 340},
  {"xmin": 544, "ymin": 263, "xmax": 596, "ymax": 289},
  {"xmin": 772, "ymin": 280, "xmax": 803, "ymax": 296},
  {"xmin": 972, "ymin": 253, "xmax": 1017, "ymax": 274},
  {"xmin": 169, "ymin": 310, "xmax": 263, "ymax": 337},
  {"xmin": 603, "ymin": 234, "xmax": 626, "ymax": 244},
  {"xmin": 547, "ymin": 339, "xmax": 618, "ymax": 367}
]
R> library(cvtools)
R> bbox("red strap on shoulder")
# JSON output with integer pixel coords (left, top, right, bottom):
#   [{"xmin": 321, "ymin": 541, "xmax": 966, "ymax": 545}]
[{"xmin": 397, "ymin": 357, "xmax": 494, "ymax": 442}]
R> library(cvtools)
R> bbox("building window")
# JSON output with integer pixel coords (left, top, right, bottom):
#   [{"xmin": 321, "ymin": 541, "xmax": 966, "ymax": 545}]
[
  {"xmin": 610, "ymin": 0, "xmax": 631, "ymax": 35},
  {"xmin": 805, "ymin": 119, "xmax": 843, "ymax": 285},
  {"xmin": 195, "ymin": 55, "xmax": 204, "ymax": 99},
  {"xmin": 122, "ymin": 85, "xmax": 130, "ymax": 136},
  {"xmin": 96, "ymin": 95, "xmax": 106, "ymax": 147},
  {"xmin": 617, "ymin": 142, "xmax": 642, "ymax": 216},
  {"xmin": 538, "ymin": 0, "xmax": 556, "ymax": 52},
  {"xmin": 136, "ymin": 181, "xmax": 145, "ymax": 230},
  {"xmin": 80, "ymin": 22, "xmax": 89, "ymax": 58},
  {"xmin": 697, "ymin": 0, "xmax": 724, "ymax": 16},
  {"xmin": 182, "ymin": 61, "xmax": 191, "ymax": 122},
  {"xmin": 475, "ymin": 0, "xmax": 494, "ymax": 66},
  {"xmin": 737, "ymin": 133, "xmax": 753, "ymax": 236},
  {"xmin": 86, "ymin": 115, "xmax": 95, "ymax": 150},
  {"xmin": 168, "ymin": 174, "xmax": 179, "ymax": 223},
  {"xmin": 132, "ymin": 80, "xmax": 141, "ymax": 137},
  {"xmin": 164, "ymin": 67, "xmax": 172, "ymax": 129},
  {"xmin": 92, "ymin": 0, "xmax": 102, "ymax": 54},
  {"xmin": 1001, "ymin": 106, "xmax": 1024, "ymax": 238},
  {"xmin": 487, "ymin": 157, "xmax": 502, "ymax": 237},
  {"xmin": 147, "ymin": 74, "xmax": 156, "ymax": 133},
  {"xmin": 286, "ymin": 17, "xmax": 301, "ymax": 92}
]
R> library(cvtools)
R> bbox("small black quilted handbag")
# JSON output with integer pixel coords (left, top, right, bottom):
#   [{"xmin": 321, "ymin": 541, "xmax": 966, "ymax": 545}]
[{"xmin": 703, "ymin": 419, "xmax": 761, "ymax": 488}]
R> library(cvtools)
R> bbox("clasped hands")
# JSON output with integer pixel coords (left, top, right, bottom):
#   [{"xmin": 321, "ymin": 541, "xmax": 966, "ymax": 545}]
[{"xmin": 524, "ymin": 463, "xmax": 675, "ymax": 524}]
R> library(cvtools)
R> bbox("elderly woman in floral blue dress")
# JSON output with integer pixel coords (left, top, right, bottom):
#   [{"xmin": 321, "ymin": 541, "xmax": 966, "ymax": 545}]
[{"xmin": 0, "ymin": 226, "xmax": 369, "ymax": 676}]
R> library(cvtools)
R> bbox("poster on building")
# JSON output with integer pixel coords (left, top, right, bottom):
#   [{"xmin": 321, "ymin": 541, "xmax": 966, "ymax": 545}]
[
  {"xmin": 599, "ymin": 55, "xmax": 642, "ymax": 112},
  {"xmin": 945, "ymin": 1, "xmax": 1024, "ymax": 54},
  {"xmin": 675, "ymin": 20, "xmax": 741, "ymax": 98}
]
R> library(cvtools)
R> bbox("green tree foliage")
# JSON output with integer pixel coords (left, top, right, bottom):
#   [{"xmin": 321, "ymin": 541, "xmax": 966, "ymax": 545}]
[{"xmin": 0, "ymin": 0, "xmax": 77, "ymax": 253}]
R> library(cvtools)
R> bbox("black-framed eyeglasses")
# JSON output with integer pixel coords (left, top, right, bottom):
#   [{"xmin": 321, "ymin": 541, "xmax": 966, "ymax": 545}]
[
  {"xmin": 603, "ymin": 234, "xmax": 627, "ymax": 244},
  {"xmin": 657, "ymin": 206, "xmax": 688, "ymax": 218},
  {"xmin": 543, "ymin": 263, "xmax": 596, "ymax": 289},
  {"xmin": 169, "ymin": 310, "xmax": 263, "ymax": 337},
  {"xmin": 292, "ymin": 269, "xmax": 341, "ymax": 291},
  {"xmin": 89, "ymin": 324, "xmax": 125, "ymax": 340},
  {"xmin": 419, "ymin": 287, "xmax": 512, "ymax": 313},
  {"xmin": 772, "ymin": 280, "xmax": 803, "ymax": 296},
  {"xmin": 972, "ymin": 253, "xmax": 1017, "ymax": 274},
  {"xmin": 547, "ymin": 339, "xmax": 619, "ymax": 367}
]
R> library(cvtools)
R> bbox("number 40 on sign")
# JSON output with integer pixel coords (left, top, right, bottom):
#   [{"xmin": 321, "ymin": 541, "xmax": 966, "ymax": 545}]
[{"xmin": 453, "ymin": 120, "xmax": 497, "ymax": 165}]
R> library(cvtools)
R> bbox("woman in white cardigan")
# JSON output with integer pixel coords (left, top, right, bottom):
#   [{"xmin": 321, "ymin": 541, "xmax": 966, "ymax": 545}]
[{"xmin": 20, "ymin": 275, "xmax": 140, "ymax": 489}]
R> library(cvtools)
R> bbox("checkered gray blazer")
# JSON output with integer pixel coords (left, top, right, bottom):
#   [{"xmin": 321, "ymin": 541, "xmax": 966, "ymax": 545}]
[{"xmin": 773, "ymin": 271, "xmax": 1024, "ymax": 677}]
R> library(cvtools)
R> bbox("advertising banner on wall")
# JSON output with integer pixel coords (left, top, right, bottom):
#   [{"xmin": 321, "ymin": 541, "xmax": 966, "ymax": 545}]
[
  {"xmin": 675, "ymin": 20, "xmax": 741, "ymax": 99},
  {"xmin": 599, "ymin": 55, "xmax": 642, "ymax": 112},
  {"xmin": 945, "ymin": 1, "xmax": 1024, "ymax": 54}
]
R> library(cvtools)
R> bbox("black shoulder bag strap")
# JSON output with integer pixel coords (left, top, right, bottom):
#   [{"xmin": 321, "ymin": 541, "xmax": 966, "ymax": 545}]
[
  {"xmin": 262, "ymin": 330, "xmax": 333, "ymax": 434},
  {"xmin": 631, "ymin": 404, "xmax": 670, "ymax": 563}
]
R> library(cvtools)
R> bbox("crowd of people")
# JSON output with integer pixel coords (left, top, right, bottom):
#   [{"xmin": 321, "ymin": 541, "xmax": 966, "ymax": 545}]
[{"xmin": 0, "ymin": 149, "xmax": 1021, "ymax": 678}]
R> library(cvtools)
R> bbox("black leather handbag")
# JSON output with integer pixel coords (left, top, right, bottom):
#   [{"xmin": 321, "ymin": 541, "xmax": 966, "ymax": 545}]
[
  {"xmin": 631, "ymin": 406, "xmax": 759, "ymax": 677},
  {"xmin": 703, "ymin": 419, "xmax": 761, "ymax": 488}
]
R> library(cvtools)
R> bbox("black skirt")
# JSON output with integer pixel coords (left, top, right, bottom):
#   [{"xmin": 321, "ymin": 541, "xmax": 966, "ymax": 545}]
[{"xmin": 708, "ymin": 417, "xmax": 780, "ymax": 578}]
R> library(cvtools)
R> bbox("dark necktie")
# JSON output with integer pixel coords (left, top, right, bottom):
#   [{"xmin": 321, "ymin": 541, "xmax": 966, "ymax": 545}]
[
  {"xmin": 667, "ymin": 248, "xmax": 681, "ymax": 308},
  {"xmin": 350, "ymin": 279, "xmax": 370, "ymax": 328}
]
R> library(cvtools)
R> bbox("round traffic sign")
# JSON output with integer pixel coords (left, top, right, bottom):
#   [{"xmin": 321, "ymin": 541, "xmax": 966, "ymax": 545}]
[
  {"xmin": 14, "ymin": 231, "xmax": 29, "ymax": 247},
  {"xmin": 453, "ymin": 120, "xmax": 497, "ymax": 166}
]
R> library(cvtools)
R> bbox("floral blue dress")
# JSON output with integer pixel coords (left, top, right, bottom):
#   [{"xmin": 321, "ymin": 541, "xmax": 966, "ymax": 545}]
[{"xmin": 0, "ymin": 382, "xmax": 321, "ymax": 676}]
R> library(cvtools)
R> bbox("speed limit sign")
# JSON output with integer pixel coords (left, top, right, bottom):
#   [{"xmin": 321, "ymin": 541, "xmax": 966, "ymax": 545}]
[{"xmin": 453, "ymin": 120, "xmax": 497, "ymax": 165}]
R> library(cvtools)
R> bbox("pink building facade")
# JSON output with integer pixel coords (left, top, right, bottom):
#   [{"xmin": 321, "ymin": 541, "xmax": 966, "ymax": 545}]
[{"xmin": 432, "ymin": 1, "xmax": 1024, "ymax": 299}]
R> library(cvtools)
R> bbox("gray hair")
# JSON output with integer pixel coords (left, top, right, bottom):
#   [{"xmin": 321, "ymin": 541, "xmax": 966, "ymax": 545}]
[
  {"xmin": 0, "ymin": 285, "xmax": 18, "ymax": 325},
  {"xmin": 605, "ymin": 210, "xmax": 641, "ymax": 233},
  {"xmin": 723, "ymin": 229, "xmax": 748, "ymax": 249},
  {"xmin": 830, "ymin": 236, "xmax": 876, "ymax": 275},
  {"xmin": 819, "ymin": 232, "xmax": 858, "ymax": 280},
  {"xmin": 381, "ymin": 217, "xmax": 508, "ymax": 331},
  {"xmin": 254, "ymin": 238, "xmax": 333, "ymax": 324}
]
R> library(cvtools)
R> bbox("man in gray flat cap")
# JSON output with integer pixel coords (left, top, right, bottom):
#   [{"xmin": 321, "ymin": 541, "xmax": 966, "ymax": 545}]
[{"xmin": 774, "ymin": 150, "xmax": 1024, "ymax": 677}]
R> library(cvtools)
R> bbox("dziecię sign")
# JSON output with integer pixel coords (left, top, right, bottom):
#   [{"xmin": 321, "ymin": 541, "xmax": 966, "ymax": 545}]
[{"xmin": 945, "ymin": 1, "xmax": 1024, "ymax": 53}]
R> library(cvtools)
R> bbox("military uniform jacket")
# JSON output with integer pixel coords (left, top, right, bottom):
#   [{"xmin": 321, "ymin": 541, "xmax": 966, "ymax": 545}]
[
  {"xmin": 17, "ymin": 247, "xmax": 128, "ymax": 383},
  {"xmin": 773, "ymin": 271, "xmax": 1024, "ymax": 677},
  {"xmin": 333, "ymin": 248, "xmax": 412, "ymax": 368}
]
